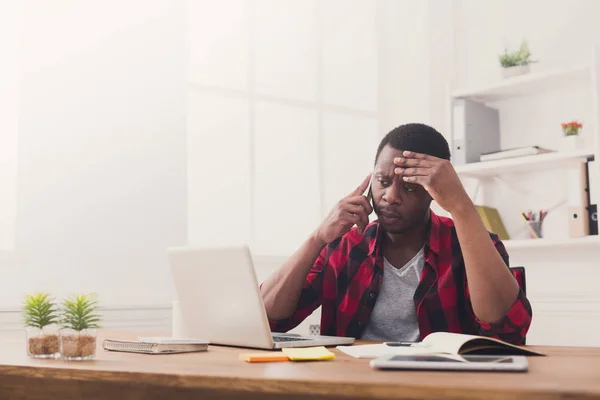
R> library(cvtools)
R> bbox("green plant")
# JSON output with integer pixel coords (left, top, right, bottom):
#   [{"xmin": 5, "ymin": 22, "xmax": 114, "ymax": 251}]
[
  {"xmin": 22, "ymin": 292, "xmax": 59, "ymax": 330},
  {"xmin": 60, "ymin": 293, "xmax": 102, "ymax": 331},
  {"xmin": 499, "ymin": 40, "xmax": 536, "ymax": 68}
]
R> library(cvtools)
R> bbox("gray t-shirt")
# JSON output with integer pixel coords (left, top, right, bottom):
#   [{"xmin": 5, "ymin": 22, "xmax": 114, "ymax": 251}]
[{"xmin": 360, "ymin": 248, "xmax": 425, "ymax": 342}]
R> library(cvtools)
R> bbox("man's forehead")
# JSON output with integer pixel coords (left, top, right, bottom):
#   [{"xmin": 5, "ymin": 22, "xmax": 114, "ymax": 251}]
[
  {"xmin": 378, "ymin": 145, "xmax": 404, "ymax": 159},
  {"xmin": 375, "ymin": 147, "xmax": 404, "ymax": 170},
  {"xmin": 374, "ymin": 161, "xmax": 396, "ymax": 175}
]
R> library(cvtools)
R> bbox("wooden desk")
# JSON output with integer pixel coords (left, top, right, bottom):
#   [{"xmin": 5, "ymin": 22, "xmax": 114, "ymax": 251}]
[{"xmin": 1, "ymin": 331, "xmax": 600, "ymax": 400}]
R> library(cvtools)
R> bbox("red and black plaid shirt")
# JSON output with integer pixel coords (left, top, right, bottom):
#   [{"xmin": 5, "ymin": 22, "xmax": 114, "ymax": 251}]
[{"xmin": 267, "ymin": 210, "xmax": 532, "ymax": 345}]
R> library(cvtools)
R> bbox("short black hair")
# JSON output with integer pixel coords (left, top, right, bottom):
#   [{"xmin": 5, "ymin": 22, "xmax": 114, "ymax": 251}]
[{"xmin": 375, "ymin": 123, "xmax": 451, "ymax": 164}]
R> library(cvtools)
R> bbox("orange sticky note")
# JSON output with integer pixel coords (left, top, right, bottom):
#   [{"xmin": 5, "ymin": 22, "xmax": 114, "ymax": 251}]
[{"xmin": 240, "ymin": 353, "xmax": 290, "ymax": 363}]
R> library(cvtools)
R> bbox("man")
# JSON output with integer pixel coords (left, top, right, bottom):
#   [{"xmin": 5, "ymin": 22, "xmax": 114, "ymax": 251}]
[{"xmin": 260, "ymin": 123, "xmax": 532, "ymax": 345}]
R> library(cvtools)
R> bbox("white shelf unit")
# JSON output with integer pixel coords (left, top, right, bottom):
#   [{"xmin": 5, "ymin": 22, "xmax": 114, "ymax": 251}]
[
  {"xmin": 452, "ymin": 64, "xmax": 591, "ymax": 103},
  {"xmin": 447, "ymin": 47, "xmax": 600, "ymax": 250},
  {"xmin": 454, "ymin": 149, "xmax": 595, "ymax": 178},
  {"xmin": 503, "ymin": 235, "xmax": 600, "ymax": 251}
]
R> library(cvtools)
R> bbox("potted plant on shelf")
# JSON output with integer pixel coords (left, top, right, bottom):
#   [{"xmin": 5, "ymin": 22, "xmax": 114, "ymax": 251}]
[
  {"xmin": 498, "ymin": 40, "xmax": 536, "ymax": 78},
  {"xmin": 562, "ymin": 120, "xmax": 583, "ymax": 150},
  {"xmin": 59, "ymin": 293, "xmax": 102, "ymax": 361},
  {"xmin": 22, "ymin": 292, "xmax": 61, "ymax": 358}
]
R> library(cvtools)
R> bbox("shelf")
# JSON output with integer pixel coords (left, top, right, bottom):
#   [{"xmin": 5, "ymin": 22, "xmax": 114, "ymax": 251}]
[
  {"xmin": 454, "ymin": 150, "xmax": 595, "ymax": 178},
  {"xmin": 503, "ymin": 235, "xmax": 600, "ymax": 250},
  {"xmin": 452, "ymin": 65, "xmax": 591, "ymax": 102}
]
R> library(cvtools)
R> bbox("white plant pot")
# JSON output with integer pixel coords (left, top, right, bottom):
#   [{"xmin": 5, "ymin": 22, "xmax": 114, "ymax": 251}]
[
  {"xmin": 563, "ymin": 135, "xmax": 583, "ymax": 151},
  {"xmin": 502, "ymin": 64, "xmax": 530, "ymax": 79}
]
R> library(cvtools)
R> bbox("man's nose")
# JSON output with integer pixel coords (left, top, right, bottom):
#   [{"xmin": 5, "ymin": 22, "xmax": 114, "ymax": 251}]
[{"xmin": 383, "ymin": 180, "xmax": 403, "ymax": 205}]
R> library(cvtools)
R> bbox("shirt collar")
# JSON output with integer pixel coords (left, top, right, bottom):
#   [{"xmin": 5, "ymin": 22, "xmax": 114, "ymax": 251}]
[{"xmin": 368, "ymin": 209, "xmax": 441, "ymax": 257}]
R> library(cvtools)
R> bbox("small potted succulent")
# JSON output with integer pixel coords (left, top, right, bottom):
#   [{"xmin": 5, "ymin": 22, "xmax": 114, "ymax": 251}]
[
  {"xmin": 562, "ymin": 120, "xmax": 583, "ymax": 150},
  {"xmin": 22, "ymin": 292, "xmax": 61, "ymax": 358},
  {"xmin": 499, "ymin": 40, "xmax": 537, "ymax": 78},
  {"xmin": 59, "ymin": 293, "xmax": 102, "ymax": 361}
]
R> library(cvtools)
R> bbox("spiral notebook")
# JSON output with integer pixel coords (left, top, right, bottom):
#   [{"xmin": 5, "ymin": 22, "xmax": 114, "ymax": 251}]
[{"xmin": 103, "ymin": 337, "xmax": 209, "ymax": 354}]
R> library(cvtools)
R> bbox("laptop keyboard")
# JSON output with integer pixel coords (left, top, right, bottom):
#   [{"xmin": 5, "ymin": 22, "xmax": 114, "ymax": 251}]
[{"xmin": 272, "ymin": 335, "xmax": 309, "ymax": 342}]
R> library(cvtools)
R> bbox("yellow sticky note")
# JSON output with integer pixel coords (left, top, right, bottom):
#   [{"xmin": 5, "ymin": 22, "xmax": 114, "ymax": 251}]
[{"xmin": 281, "ymin": 346, "xmax": 335, "ymax": 361}]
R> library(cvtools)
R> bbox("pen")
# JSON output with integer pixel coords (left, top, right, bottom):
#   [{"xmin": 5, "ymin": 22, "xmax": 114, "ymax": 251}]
[{"xmin": 521, "ymin": 212, "xmax": 528, "ymax": 221}]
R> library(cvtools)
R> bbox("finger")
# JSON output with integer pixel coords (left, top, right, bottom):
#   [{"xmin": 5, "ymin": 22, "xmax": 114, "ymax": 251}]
[
  {"xmin": 402, "ymin": 175, "xmax": 429, "ymax": 188},
  {"xmin": 349, "ymin": 173, "xmax": 372, "ymax": 197},
  {"xmin": 394, "ymin": 167, "xmax": 430, "ymax": 177},
  {"xmin": 402, "ymin": 150, "xmax": 440, "ymax": 161},
  {"xmin": 350, "ymin": 211, "xmax": 369, "ymax": 234},
  {"xmin": 358, "ymin": 195, "xmax": 373, "ymax": 215},
  {"xmin": 338, "ymin": 220, "xmax": 354, "ymax": 233},
  {"xmin": 347, "ymin": 195, "xmax": 374, "ymax": 215},
  {"xmin": 340, "ymin": 212, "xmax": 363, "ymax": 233},
  {"xmin": 393, "ymin": 157, "xmax": 433, "ymax": 168},
  {"xmin": 343, "ymin": 204, "xmax": 369, "ymax": 221},
  {"xmin": 342, "ymin": 206, "xmax": 369, "ymax": 233}
]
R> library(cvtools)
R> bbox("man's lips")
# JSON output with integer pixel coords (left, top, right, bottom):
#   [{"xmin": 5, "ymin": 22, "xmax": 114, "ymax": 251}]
[{"xmin": 379, "ymin": 210, "xmax": 402, "ymax": 219}]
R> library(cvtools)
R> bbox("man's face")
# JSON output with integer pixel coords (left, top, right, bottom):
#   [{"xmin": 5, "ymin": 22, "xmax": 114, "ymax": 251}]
[{"xmin": 371, "ymin": 144, "xmax": 432, "ymax": 234}]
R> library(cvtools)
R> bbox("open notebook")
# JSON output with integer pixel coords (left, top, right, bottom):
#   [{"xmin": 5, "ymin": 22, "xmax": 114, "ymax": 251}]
[
  {"xmin": 337, "ymin": 332, "xmax": 544, "ymax": 359},
  {"xmin": 103, "ymin": 337, "xmax": 209, "ymax": 354}
]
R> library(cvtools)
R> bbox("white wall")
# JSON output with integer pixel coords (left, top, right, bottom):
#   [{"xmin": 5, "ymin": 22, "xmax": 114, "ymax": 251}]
[
  {"xmin": 0, "ymin": 0, "xmax": 187, "ymax": 316},
  {"xmin": 451, "ymin": 0, "xmax": 600, "ymax": 346},
  {"xmin": 377, "ymin": 0, "xmax": 432, "ymax": 132},
  {"xmin": 0, "ymin": 1, "xmax": 20, "ymax": 253},
  {"xmin": 186, "ymin": 0, "xmax": 386, "ymax": 262}
]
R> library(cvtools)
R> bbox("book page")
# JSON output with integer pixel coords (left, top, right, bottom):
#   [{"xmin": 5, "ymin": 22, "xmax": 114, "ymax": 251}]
[
  {"xmin": 420, "ymin": 332, "xmax": 482, "ymax": 354},
  {"xmin": 421, "ymin": 332, "xmax": 545, "ymax": 356},
  {"xmin": 336, "ymin": 344, "xmax": 441, "ymax": 359},
  {"xmin": 337, "ymin": 333, "xmax": 544, "ymax": 359}
]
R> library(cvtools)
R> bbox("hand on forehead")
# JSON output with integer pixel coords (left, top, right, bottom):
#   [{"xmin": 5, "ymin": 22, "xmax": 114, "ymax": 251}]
[{"xmin": 375, "ymin": 148, "xmax": 424, "ymax": 174}]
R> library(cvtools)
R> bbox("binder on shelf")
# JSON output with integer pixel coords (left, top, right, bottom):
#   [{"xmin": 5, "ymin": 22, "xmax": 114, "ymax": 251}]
[
  {"xmin": 566, "ymin": 160, "xmax": 590, "ymax": 238},
  {"xmin": 475, "ymin": 205, "xmax": 510, "ymax": 240},
  {"xmin": 451, "ymin": 99, "xmax": 501, "ymax": 165}
]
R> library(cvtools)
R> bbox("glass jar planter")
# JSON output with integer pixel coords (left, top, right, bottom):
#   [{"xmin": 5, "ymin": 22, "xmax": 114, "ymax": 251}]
[
  {"xmin": 60, "ymin": 328, "xmax": 97, "ymax": 361},
  {"xmin": 26, "ymin": 326, "xmax": 60, "ymax": 359}
]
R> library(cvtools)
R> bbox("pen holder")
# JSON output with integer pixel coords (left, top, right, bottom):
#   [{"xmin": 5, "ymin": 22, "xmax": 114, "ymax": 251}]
[{"xmin": 526, "ymin": 220, "xmax": 543, "ymax": 239}]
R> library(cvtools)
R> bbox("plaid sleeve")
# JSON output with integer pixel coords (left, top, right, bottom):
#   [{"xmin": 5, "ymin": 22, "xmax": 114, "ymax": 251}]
[
  {"xmin": 472, "ymin": 235, "xmax": 533, "ymax": 345},
  {"xmin": 266, "ymin": 247, "xmax": 327, "ymax": 333}
]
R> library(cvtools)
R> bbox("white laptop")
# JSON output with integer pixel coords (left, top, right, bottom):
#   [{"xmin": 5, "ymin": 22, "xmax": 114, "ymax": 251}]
[{"xmin": 167, "ymin": 244, "xmax": 355, "ymax": 349}]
